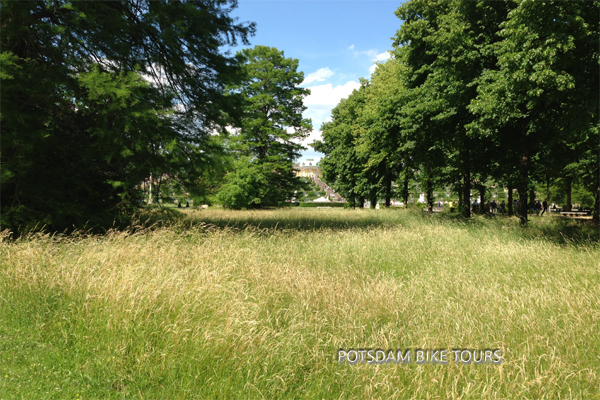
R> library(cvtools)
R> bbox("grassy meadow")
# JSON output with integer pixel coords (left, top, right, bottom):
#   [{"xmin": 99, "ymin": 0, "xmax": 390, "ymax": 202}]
[{"xmin": 1, "ymin": 208, "xmax": 599, "ymax": 399}]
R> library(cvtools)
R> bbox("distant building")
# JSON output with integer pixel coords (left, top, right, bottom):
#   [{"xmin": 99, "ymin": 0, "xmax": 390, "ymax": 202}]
[{"xmin": 293, "ymin": 164, "xmax": 321, "ymax": 178}]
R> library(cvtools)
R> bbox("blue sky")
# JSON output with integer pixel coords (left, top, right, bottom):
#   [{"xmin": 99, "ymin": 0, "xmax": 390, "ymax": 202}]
[{"xmin": 231, "ymin": 0, "xmax": 404, "ymax": 163}]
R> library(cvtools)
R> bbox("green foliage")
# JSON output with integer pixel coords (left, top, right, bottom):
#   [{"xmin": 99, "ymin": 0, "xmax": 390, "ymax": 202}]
[
  {"xmin": 217, "ymin": 158, "xmax": 299, "ymax": 209},
  {"xmin": 313, "ymin": 82, "xmax": 370, "ymax": 207},
  {"xmin": 0, "ymin": 0, "xmax": 254, "ymax": 234},
  {"xmin": 314, "ymin": 0, "xmax": 599, "ymax": 222},
  {"xmin": 217, "ymin": 46, "xmax": 312, "ymax": 209}
]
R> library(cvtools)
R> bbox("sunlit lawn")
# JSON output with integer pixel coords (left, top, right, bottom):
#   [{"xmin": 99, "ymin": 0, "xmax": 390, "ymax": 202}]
[{"xmin": 1, "ymin": 208, "xmax": 599, "ymax": 399}]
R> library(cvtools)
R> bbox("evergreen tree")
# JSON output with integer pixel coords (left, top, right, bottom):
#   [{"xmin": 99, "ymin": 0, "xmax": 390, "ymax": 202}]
[
  {"xmin": 218, "ymin": 46, "xmax": 312, "ymax": 208},
  {"xmin": 1, "ymin": 0, "xmax": 254, "ymax": 233}
]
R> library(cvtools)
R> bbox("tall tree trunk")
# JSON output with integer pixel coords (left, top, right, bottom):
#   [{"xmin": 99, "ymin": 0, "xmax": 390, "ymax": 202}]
[
  {"xmin": 384, "ymin": 174, "xmax": 392, "ymax": 208},
  {"xmin": 402, "ymin": 170, "xmax": 409, "ymax": 206},
  {"xmin": 359, "ymin": 196, "xmax": 365, "ymax": 209},
  {"xmin": 369, "ymin": 190, "xmax": 377, "ymax": 209},
  {"xmin": 461, "ymin": 145, "xmax": 471, "ymax": 218},
  {"xmin": 565, "ymin": 176, "xmax": 572, "ymax": 212},
  {"xmin": 149, "ymin": 173, "xmax": 153, "ymax": 204},
  {"xmin": 426, "ymin": 166, "xmax": 434, "ymax": 213},
  {"xmin": 529, "ymin": 188, "xmax": 535, "ymax": 209},
  {"xmin": 479, "ymin": 184, "xmax": 485, "ymax": 214},
  {"xmin": 518, "ymin": 159, "xmax": 529, "ymax": 224},
  {"xmin": 155, "ymin": 175, "xmax": 163, "ymax": 204},
  {"xmin": 518, "ymin": 122, "xmax": 530, "ymax": 224},
  {"xmin": 508, "ymin": 184, "xmax": 513, "ymax": 216},
  {"xmin": 457, "ymin": 181, "xmax": 463, "ymax": 213},
  {"xmin": 593, "ymin": 184, "xmax": 599, "ymax": 223},
  {"xmin": 462, "ymin": 171, "xmax": 470, "ymax": 218},
  {"xmin": 517, "ymin": 184, "xmax": 528, "ymax": 224},
  {"xmin": 546, "ymin": 173, "xmax": 550, "ymax": 205}
]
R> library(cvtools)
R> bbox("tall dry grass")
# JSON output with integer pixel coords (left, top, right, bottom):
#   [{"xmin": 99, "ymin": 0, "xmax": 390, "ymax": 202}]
[{"xmin": 1, "ymin": 208, "xmax": 599, "ymax": 399}]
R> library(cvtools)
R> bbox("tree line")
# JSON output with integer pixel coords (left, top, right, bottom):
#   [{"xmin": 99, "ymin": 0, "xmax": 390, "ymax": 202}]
[
  {"xmin": 2, "ymin": 1, "xmax": 312, "ymax": 234},
  {"xmin": 313, "ymin": 0, "xmax": 599, "ymax": 224}
]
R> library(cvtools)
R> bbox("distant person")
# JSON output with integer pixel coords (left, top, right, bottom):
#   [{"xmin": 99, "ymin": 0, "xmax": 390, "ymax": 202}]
[
  {"xmin": 541, "ymin": 199, "xmax": 548, "ymax": 216},
  {"xmin": 178, "ymin": 202, "xmax": 182, "ymax": 208},
  {"xmin": 185, "ymin": 201, "xmax": 189, "ymax": 208},
  {"xmin": 500, "ymin": 201, "xmax": 506, "ymax": 215},
  {"xmin": 535, "ymin": 201, "xmax": 541, "ymax": 215},
  {"xmin": 491, "ymin": 200, "xmax": 497, "ymax": 214}
]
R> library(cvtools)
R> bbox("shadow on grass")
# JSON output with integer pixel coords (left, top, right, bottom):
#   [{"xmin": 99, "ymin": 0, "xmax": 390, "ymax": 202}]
[
  {"xmin": 183, "ymin": 207, "xmax": 599, "ymax": 246},
  {"xmin": 7, "ymin": 206, "xmax": 596, "ymax": 247},
  {"xmin": 433, "ymin": 211, "xmax": 599, "ymax": 246}
]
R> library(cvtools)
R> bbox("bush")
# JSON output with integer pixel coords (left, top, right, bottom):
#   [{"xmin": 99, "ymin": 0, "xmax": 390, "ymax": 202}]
[{"xmin": 217, "ymin": 158, "xmax": 300, "ymax": 209}]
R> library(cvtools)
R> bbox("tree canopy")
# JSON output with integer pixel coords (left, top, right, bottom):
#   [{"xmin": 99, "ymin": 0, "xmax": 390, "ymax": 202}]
[
  {"xmin": 313, "ymin": 0, "xmax": 599, "ymax": 223},
  {"xmin": 1, "ymin": 0, "xmax": 255, "ymax": 232},
  {"xmin": 217, "ymin": 45, "xmax": 312, "ymax": 209}
]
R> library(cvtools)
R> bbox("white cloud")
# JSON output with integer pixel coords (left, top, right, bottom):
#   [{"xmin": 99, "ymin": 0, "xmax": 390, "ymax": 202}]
[
  {"xmin": 349, "ymin": 46, "xmax": 392, "ymax": 76},
  {"xmin": 368, "ymin": 50, "xmax": 391, "ymax": 76},
  {"xmin": 295, "ymin": 80, "xmax": 361, "ymax": 149},
  {"xmin": 303, "ymin": 80, "xmax": 360, "ymax": 129},
  {"xmin": 351, "ymin": 47, "xmax": 388, "ymax": 61},
  {"xmin": 301, "ymin": 129, "xmax": 325, "ymax": 147},
  {"xmin": 369, "ymin": 64, "xmax": 378, "ymax": 75},
  {"xmin": 372, "ymin": 51, "xmax": 391, "ymax": 63},
  {"xmin": 302, "ymin": 67, "xmax": 335, "ymax": 86},
  {"xmin": 304, "ymin": 81, "xmax": 361, "ymax": 108}
]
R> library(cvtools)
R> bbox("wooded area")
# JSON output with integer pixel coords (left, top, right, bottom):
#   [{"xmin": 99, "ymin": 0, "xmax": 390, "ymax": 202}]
[
  {"xmin": 314, "ymin": 0, "xmax": 599, "ymax": 224},
  {"xmin": 1, "ymin": 0, "xmax": 598, "ymax": 234}
]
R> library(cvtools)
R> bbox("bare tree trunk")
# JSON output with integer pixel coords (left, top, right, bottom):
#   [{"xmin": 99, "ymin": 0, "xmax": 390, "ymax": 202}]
[
  {"xmin": 155, "ymin": 175, "xmax": 163, "ymax": 204},
  {"xmin": 529, "ymin": 188, "xmax": 536, "ymax": 209},
  {"xmin": 463, "ymin": 171, "xmax": 470, "ymax": 218},
  {"xmin": 149, "ymin": 173, "xmax": 153, "ymax": 204},
  {"xmin": 546, "ymin": 174, "xmax": 550, "ymax": 205},
  {"xmin": 565, "ymin": 176, "xmax": 572, "ymax": 212},
  {"xmin": 369, "ymin": 190, "xmax": 377, "ymax": 209},
  {"xmin": 403, "ymin": 177, "xmax": 409, "ymax": 206},
  {"xmin": 461, "ymin": 144, "xmax": 471, "ymax": 217},
  {"xmin": 593, "ymin": 184, "xmax": 599, "ymax": 223},
  {"xmin": 518, "ymin": 122, "xmax": 530, "ymax": 224},
  {"xmin": 508, "ymin": 184, "xmax": 513, "ymax": 216},
  {"xmin": 384, "ymin": 175, "xmax": 392, "ymax": 208},
  {"xmin": 518, "ymin": 161, "xmax": 529, "ymax": 225},
  {"xmin": 457, "ymin": 181, "xmax": 463, "ymax": 213},
  {"xmin": 426, "ymin": 167, "xmax": 434, "ymax": 213},
  {"xmin": 479, "ymin": 184, "xmax": 485, "ymax": 214}
]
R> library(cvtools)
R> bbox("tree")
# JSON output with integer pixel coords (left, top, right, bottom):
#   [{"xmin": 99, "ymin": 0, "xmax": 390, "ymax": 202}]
[
  {"xmin": 393, "ymin": 0, "xmax": 511, "ymax": 216},
  {"xmin": 1, "ymin": 0, "xmax": 254, "ymax": 233},
  {"xmin": 313, "ymin": 82, "xmax": 371, "ymax": 209},
  {"xmin": 469, "ymin": 0, "xmax": 599, "ymax": 224},
  {"xmin": 357, "ymin": 59, "xmax": 407, "ymax": 208},
  {"xmin": 218, "ymin": 45, "xmax": 312, "ymax": 209}
]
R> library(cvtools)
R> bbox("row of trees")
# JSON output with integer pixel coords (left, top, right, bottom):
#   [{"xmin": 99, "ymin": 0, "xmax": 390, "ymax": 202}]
[
  {"xmin": 314, "ymin": 0, "xmax": 599, "ymax": 223},
  {"xmin": 2, "ymin": 1, "xmax": 312, "ymax": 233}
]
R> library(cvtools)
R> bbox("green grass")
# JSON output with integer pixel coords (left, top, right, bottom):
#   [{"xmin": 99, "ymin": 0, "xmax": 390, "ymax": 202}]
[{"xmin": 1, "ymin": 209, "xmax": 599, "ymax": 399}]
